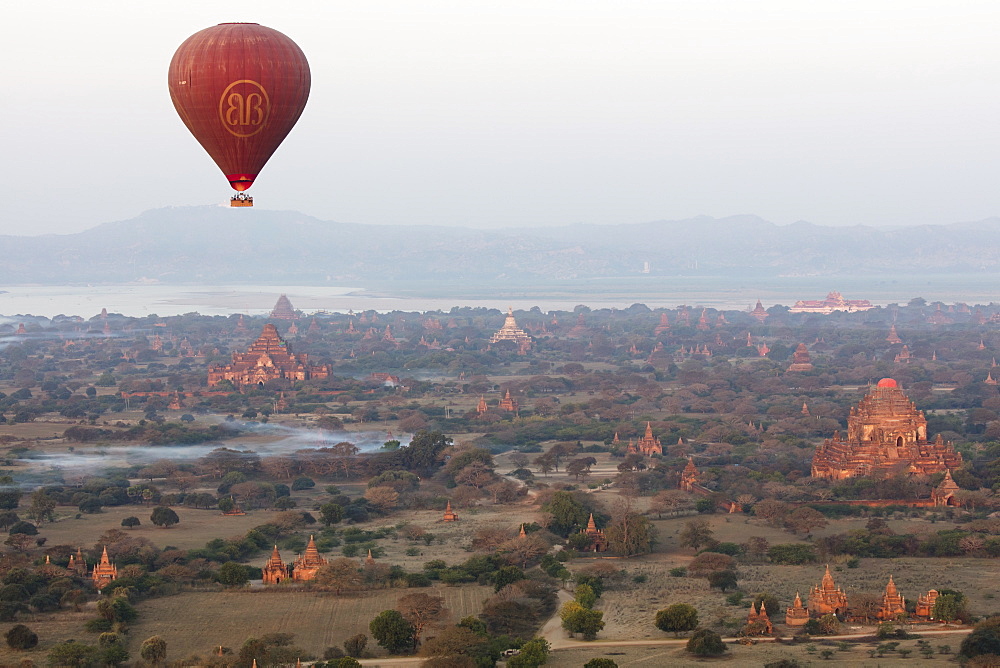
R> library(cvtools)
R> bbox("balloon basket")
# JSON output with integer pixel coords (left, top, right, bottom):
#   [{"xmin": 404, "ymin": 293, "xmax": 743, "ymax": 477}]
[{"xmin": 230, "ymin": 193, "xmax": 253, "ymax": 207}]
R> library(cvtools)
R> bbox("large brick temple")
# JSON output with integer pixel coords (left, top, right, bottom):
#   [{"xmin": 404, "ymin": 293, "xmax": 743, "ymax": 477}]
[
  {"xmin": 811, "ymin": 378, "xmax": 962, "ymax": 480},
  {"xmin": 207, "ymin": 324, "xmax": 330, "ymax": 389}
]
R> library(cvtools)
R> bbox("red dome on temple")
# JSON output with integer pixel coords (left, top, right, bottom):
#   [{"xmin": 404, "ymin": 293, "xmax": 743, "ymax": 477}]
[{"xmin": 877, "ymin": 378, "xmax": 898, "ymax": 388}]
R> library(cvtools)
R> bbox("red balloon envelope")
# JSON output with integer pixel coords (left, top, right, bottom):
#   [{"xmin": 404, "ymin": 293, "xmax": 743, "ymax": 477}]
[{"xmin": 168, "ymin": 23, "xmax": 310, "ymax": 194}]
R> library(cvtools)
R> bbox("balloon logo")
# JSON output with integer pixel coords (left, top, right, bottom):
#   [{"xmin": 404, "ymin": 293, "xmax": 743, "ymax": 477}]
[{"xmin": 168, "ymin": 23, "xmax": 310, "ymax": 206}]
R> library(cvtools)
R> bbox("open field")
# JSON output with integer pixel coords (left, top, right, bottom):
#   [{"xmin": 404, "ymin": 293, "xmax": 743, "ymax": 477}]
[
  {"xmin": 127, "ymin": 584, "xmax": 492, "ymax": 662},
  {"xmin": 545, "ymin": 631, "xmax": 972, "ymax": 667}
]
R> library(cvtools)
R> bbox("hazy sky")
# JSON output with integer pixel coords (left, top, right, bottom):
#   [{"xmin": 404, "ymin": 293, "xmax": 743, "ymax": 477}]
[{"xmin": 3, "ymin": 1, "xmax": 999, "ymax": 235}]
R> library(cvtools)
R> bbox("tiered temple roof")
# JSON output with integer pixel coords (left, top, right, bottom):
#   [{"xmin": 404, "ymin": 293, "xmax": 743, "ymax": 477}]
[
  {"xmin": 785, "ymin": 592, "xmax": 809, "ymax": 626},
  {"xmin": 789, "ymin": 291, "xmax": 875, "ymax": 314},
  {"xmin": 92, "ymin": 546, "xmax": 118, "ymax": 588},
  {"xmin": 932, "ymin": 470, "xmax": 961, "ymax": 506},
  {"xmin": 877, "ymin": 575, "xmax": 907, "ymax": 620},
  {"xmin": 292, "ymin": 535, "xmax": 328, "ymax": 582},
  {"xmin": 812, "ymin": 378, "xmax": 962, "ymax": 480},
  {"xmin": 627, "ymin": 422, "xmax": 662, "ymax": 456},
  {"xmin": 680, "ymin": 457, "xmax": 699, "ymax": 492},
  {"xmin": 498, "ymin": 389, "xmax": 518, "ymax": 412},
  {"xmin": 886, "ymin": 324, "xmax": 903, "ymax": 344},
  {"xmin": 262, "ymin": 546, "xmax": 289, "ymax": 584},
  {"xmin": 270, "ymin": 294, "xmax": 298, "ymax": 320},
  {"xmin": 442, "ymin": 501, "xmax": 459, "ymax": 522},
  {"xmin": 580, "ymin": 513, "xmax": 607, "ymax": 552},
  {"xmin": 750, "ymin": 300, "xmax": 770, "ymax": 323},
  {"xmin": 808, "ymin": 565, "xmax": 847, "ymax": 617},
  {"xmin": 915, "ymin": 589, "xmax": 939, "ymax": 619},
  {"xmin": 208, "ymin": 325, "xmax": 330, "ymax": 389},
  {"xmin": 787, "ymin": 343, "xmax": 814, "ymax": 372},
  {"xmin": 490, "ymin": 308, "xmax": 532, "ymax": 352},
  {"xmin": 745, "ymin": 602, "xmax": 773, "ymax": 634}
]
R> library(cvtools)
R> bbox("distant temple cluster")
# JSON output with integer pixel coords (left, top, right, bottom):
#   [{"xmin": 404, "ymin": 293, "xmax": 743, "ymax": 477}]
[
  {"xmin": 789, "ymin": 291, "xmax": 875, "ymax": 314},
  {"xmin": 261, "ymin": 536, "xmax": 329, "ymax": 584},
  {"xmin": 625, "ymin": 422, "xmax": 663, "ymax": 456},
  {"xmin": 812, "ymin": 378, "xmax": 962, "ymax": 480},
  {"xmin": 207, "ymin": 324, "xmax": 330, "ymax": 389},
  {"xmin": 784, "ymin": 566, "xmax": 941, "ymax": 626}
]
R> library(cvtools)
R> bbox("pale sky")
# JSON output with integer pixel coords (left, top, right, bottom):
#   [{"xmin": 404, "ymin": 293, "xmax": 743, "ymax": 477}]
[{"xmin": 2, "ymin": 1, "xmax": 998, "ymax": 235}]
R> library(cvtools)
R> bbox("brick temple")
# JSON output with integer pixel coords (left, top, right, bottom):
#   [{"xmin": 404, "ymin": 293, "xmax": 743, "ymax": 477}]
[
  {"xmin": 270, "ymin": 294, "xmax": 298, "ymax": 320},
  {"xmin": 811, "ymin": 378, "xmax": 962, "ymax": 480},
  {"xmin": 208, "ymin": 324, "xmax": 330, "ymax": 389},
  {"xmin": 489, "ymin": 307, "xmax": 532, "ymax": 353}
]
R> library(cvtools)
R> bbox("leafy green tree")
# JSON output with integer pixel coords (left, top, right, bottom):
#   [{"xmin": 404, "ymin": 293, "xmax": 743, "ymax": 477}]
[
  {"xmin": 5, "ymin": 623, "xmax": 37, "ymax": 649},
  {"xmin": 932, "ymin": 592, "xmax": 968, "ymax": 623},
  {"xmin": 217, "ymin": 562, "xmax": 250, "ymax": 587},
  {"xmin": 27, "ymin": 490, "xmax": 56, "ymax": 523},
  {"xmin": 320, "ymin": 502, "xmax": 345, "ymax": 526},
  {"xmin": 707, "ymin": 570, "xmax": 739, "ymax": 592},
  {"xmin": 686, "ymin": 628, "xmax": 726, "ymax": 656},
  {"xmin": 140, "ymin": 636, "xmax": 167, "ymax": 666},
  {"xmin": 218, "ymin": 497, "xmax": 236, "ymax": 513},
  {"xmin": 121, "ymin": 516, "xmax": 140, "ymax": 529},
  {"xmin": 46, "ymin": 640, "xmax": 101, "ymax": 667},
  {"xmin": 575, "ymin": 583, "xmax": 597, "ymax": 609},
  {"xmin": 543, "ymin": 491, "xmax": 590, "ymax": 537},
  {"xmin": 584, "ymin": 659, "xmax": 619, "ymax": 668},
  {"xmin": 493, "ymin": 565, "xmax": 526, "ymax": 592},
  {"xmin": 655, "ymin": 603, "xmax": 699, "ymax": 636},
  {"xmin": 604, "ymin": 506, "xmax": 656, "ymax": 556},
  {"xmin": 369, "ymin": 609, "xmax": 416, "ymax": 654},
  {"xmin": 507, "ymin": 638, "xmax": 549, "ymax": 668},
  {"xmin": 101, "ymin": 644, "xmax": 129, "ymax": 667},
  {"xmin": 149, "ymin": 506, "xmax": 179, "ymax": 528},
  {"xmin": 960, "ymin": 616, "xmax": 1000, "ymax": 659},
  {"xmin": 562, "ymin": 607, "xmax": 605, "ymax": 640}
]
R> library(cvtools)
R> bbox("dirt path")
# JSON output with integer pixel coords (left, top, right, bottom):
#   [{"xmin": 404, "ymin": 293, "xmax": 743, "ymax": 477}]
[{"xmin": 540, "ymin": 588, "xmax": 576, "ymax": 648}]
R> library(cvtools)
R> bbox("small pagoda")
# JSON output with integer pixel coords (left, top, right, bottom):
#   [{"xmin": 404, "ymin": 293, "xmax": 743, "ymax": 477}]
[
  {"xmin": 91, "ymin": 546, "xmax": 118, "ymax": 588},
  {"xmin": 787, "ymin": 343, "xmax": 814, "ymax": 372},
  {"xmin": 932, "ymin": 470, "xmax": 961, "ymax": 506},
  {"xmin": 680, "ymin": 457, "xmax": 699, "ymax": 492},
  {"xmin": 262, "ymin": 546, "xmax": 289, "ymax": 584},
  {"xmin": 579, "ymin": 514, "xmax": 607, "ymax": 552},
  {"xmin": 750, "ymin": 300, "xmax": 769, "ymax": 323},
  {"xmin": 627, "ymin": 422, "xmax": 662, "ymax": 456},
  {"xmin": 292, "ymin": 536, "xmax": 328, "ymax": 582},
  {"xmin": 442, "ymin": 501, "xmax": 459, "ymax": 522},
  {"xmin": 745, "ymin": 602, "xmax": 773, "ymax": 634},
  {"xmin": 807, "ymin": 566, "xmax": 847, "ymax": 617},
  {"xmin": 785, "ymin": 592, "xmax": 809, "ymax": 626},
  {"xmin": 877, "ymin": 576, "xmax": 906, "ymax": 620},
  {"xmin": 915, "ymin": 589, "xmax": 939, "ymax": 619}
]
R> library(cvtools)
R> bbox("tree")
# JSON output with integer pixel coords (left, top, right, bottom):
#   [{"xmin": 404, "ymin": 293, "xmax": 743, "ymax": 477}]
[
  {"xmin": 493, "ymin": 565, "xmax": 525, "ymax": 592},
  {"xmin": 650, "ymin": 490, "xmax": 692, "ymax": 517},
  {"xmin": 364, "ymin": 486, "xmax": 400, "ymax": 514},
  {"xmin": 542, "ymin": 491, "xmax": 590, "ymax": 537},
  {"xmin": 679, "ymin": 518, "xmax": 714, "ymax": 551},
  {"xmin": 315, "ymin": 559, "xmax": 363, "ymax": 594},
  {"xmin": 319, "ymin": 502, "xmax": 344, "ymax": 526},
  {"xmin": 27, "ymin": 490, "xmax": 55, "ymax": 523},
  {"xmin": 343, "ymin": 633, "xmax": 367, "ymax": 658},
  {"xmin": 5, "ymin": 623, "xmax": 37, "ymax": 650},
  {"xmin": 707, "ymin": 570, "xmax": 739, "ymax": 592},
  {"xmin": 419, "ymin": 627, "xmax": 490, "ymax": 665},
  {"xmin": 933, "ymin": 592, "xmax": 968, "ymax": 623},
  {"xmin": 686, "ymin": 628, "xmax": 726, "ymax": 656},
  {"xmin": 655, "ymin": 604, "xmax": 699, "ymax": 636},
  {"xmin": 217, "ymin": 562, "xmax": 250, "ymax": 587},
  {"xmin": 46, "ymin": 641, "xmax": 101, "ymax": 667},
  {"xmin": 396, "ymin": 593, "xmax": 447, "ymax": 644},
  {"xmin": 604, "ymin": 499, "xmax": 656, "ymax": 556},
  {"xmin": 370, "ymin": 609, "xmax": 416, "ymax": 654},
  {"xmin": 506, "ymin": 638, "xmax": 549, "ymax": 668},
  {"xmin": 785, "ymin": 507, "xmax": 828, "ymax": 534},
  {"xmin": 562, "ymin": 607, "xmax": 605, "ymax": 640},
  {"xmin": 121, "ymin": 516, "xmax": 140, "ymax": 530},
  {"xmin": 584, "ymin": 660, "xmax": 618, "ymax": 668},
  {"xmin": 149, "ymin": 506, "xmax": 179, "ymax": 528},
  {"xmin": 140, "ymin": 636, "xmax": 167, "ymax": 666}
]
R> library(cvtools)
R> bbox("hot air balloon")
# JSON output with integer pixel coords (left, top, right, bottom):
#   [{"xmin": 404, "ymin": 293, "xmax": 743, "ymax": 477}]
[{"xmin": 168, "ymin": 23, "xmax": 310, "ymax": 207}]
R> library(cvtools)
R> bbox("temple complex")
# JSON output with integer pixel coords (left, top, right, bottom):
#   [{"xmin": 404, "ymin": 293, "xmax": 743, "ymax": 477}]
[
  {"xmin": 292, "ymin": 536, "xmax": 328, "ymax": 582},
  {"xmin": 442, "ymin": 501, "xmax": 459, "ymax": 522},
  {"xmin": 489, "ymin": 308, "xmax": 532, "ymax": 353},
  {"xmin": 579, "ymin": 513, "xmax": 607, "ymax": 552},
  {"xmin": 262, "ymin": 546, "xmax": 289, "ymax": 584},
  {"xmin": 785, "ymin": 593, "xmax": 809, "ymax": 626},
  {"xmin": 787, "ymin": 343, "xmax": 814, "ymax": 372},
  {"xmin": 207, "ymin": 325, "xmax": 330, "ymax": 389},
  {"xmin": 789, "ymin": 291, "xmax": 875, "ymax": 314},
  {"xmin": 627, "ymin": 422, "xmax": 663, "ymax": 456},
  {"xmin": 877, "ymin": 576, "xmax": 907, "ymax": 620},
  {"xmin": 654, "ymin": 313, "xmax": 671, "ymax": 334},
  {"xmin": 886, "ymin": 325, "xmax": 903, "ymax": 344},
  {"xmin": 807, "ymin": 566, "xmax": 848, "ymax": 617},
  {"xmin": 91, "ymin": 546, "xmax": 118, "ymax": 588},
  {"xmin": 811, "ymin": 379, "xmax": 962, "ymax": 480},
  {"xmin": 270, "ymin": 294, "xmax": 298, "ymax": 320}
]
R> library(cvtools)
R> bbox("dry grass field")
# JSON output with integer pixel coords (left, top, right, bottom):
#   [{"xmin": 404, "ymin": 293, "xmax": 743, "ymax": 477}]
[
  {"xmin": 126, "ymin": 584, "xmax": 491, "ymax": 662},
  {"xmin": 546, "ymin": 631, "xmax": 971, "ymax": 667}
]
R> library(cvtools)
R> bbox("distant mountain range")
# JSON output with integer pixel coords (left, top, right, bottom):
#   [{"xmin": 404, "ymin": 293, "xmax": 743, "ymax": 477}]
[{"xmin": 2, "ymin": 207, "xmax": 999, "ymax": 284}]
